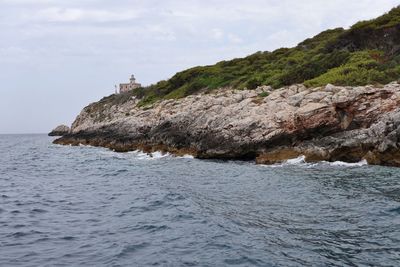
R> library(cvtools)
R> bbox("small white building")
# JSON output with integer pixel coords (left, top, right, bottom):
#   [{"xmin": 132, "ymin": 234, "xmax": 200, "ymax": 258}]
[{"xmin": 119, "ymin": 74, "xmax": 141, "ymax": 93}]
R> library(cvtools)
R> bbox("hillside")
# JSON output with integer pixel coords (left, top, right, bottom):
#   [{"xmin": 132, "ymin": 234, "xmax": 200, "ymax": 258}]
[
  {"xmin": 107, "ymin": 6, "xmax": 398, "ymax": 106},
  {"xmin": 53, "ymin": 6, "xmax": 400, "ymax": 167}
]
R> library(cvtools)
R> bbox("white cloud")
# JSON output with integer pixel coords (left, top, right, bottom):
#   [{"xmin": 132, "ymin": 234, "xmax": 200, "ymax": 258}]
[
  {"xmin": 0, "ymin": 0, "xmax": 54, "ymax": 3},
  {"xmin": 0, "ymin": 0, "xmax": 399, "ymax": 133},
  {"xmin": 31, "ymin": 7, "xmax": 141, "ymax": 22},
  {"xmin": 211, "ymin": 28, "xmax": 224, "ymax": 40},
  {"xmin": 228, "ymin": 33, "xmax": 243, "ymax": 44}
]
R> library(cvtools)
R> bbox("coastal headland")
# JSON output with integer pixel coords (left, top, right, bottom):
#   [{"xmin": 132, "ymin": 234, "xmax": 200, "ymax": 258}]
[
  {"xmin": 54, "ymin": 82, "xmax": 400, "ymax": 166},
  {"xmin": 54, "ymin": 7, "xmax": 400, "ymax": 166}
]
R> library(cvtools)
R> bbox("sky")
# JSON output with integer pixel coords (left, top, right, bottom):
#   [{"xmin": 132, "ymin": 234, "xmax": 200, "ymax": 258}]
[{"xmin": 0, "ymin": 0, "xmax": 399, "ymax": 134}]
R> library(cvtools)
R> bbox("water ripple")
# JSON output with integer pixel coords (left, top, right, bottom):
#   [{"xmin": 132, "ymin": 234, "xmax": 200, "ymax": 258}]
[{"xmin": 0, "ymin": 135, "xmax": 400, "ymax": 266}]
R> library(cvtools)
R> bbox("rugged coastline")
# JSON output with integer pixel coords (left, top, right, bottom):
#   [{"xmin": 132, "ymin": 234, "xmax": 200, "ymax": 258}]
[
  {"xmin": 54, "ymin": 82, "xmax": 400, "ymax": 167},
  {"xmin": 48, "ymin": 125, "xmax": 71, "ymax": 136},
  {"xmin": 53, "ymin": 7, "xmax": 400, "ymax": 166}
]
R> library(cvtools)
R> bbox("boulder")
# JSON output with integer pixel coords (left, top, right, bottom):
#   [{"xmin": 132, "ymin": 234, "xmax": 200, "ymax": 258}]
[{"xmin": 48, "ymin": 125, "xmax": 70, "ymax": 136}]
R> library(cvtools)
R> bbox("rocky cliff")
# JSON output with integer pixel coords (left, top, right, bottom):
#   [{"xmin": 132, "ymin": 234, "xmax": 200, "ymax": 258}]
[{"xmin": 55, "ymin": 82, "xmax": 400, "ymax": 166}]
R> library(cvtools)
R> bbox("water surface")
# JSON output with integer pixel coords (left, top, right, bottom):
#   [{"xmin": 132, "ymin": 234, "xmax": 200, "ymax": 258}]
[{"xmin": 1, "ymin": 134, "xmax": 400, "ymax": 266}]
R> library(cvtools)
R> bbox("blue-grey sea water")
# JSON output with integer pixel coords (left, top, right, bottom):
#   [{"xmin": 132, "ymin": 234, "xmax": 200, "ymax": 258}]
[{"xmin": 1, "ymin": 134, "xmax": 400, "ymax": 266}]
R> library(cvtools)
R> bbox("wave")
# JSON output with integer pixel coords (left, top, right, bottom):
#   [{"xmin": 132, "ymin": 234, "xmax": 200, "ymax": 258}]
[
  {"xmin": 56, "ymin": 142, "xmax": 196, "ymax": 161},
  {"xmin": 329, "ymin": 159, "xmax": 368, "ymax": 167},
  {"xmin": 99, "ymin": 150, "xmax": 195, "ymax": 160},
  {"xmin": 285, "ymin": 155, "xmax": 306, "ymax": 165},
  {"xmin": 176, "ymin": 154, "xmax": 195, "ymax": 159},
  {"xmin": 127, "ymin": 150, "xmax": 171, "ymax": 160},
  {"xmin": 127, "ymin": 151, "xmax": 195, "ymax": 160},
  {"xmin": 263, "ymin": 156, "xmax": 368, "ymax": 168}
]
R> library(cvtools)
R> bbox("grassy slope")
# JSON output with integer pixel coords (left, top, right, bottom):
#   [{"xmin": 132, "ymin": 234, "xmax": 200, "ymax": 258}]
[{"xmin": 112, "ymin": 7, "xmax": 400, "ymax": 107}]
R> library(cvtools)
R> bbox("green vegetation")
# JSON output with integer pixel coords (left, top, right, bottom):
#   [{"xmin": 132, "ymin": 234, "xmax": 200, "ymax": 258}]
[
  {"xmin": 351, "ymin": 7, "xmax": 400, "ymax": 30},
  {"xmin": 258, "ymin": 92, "xmax": 269, "ymax": 98},
  {"xmin": 304, "ymin": 50, "xmax": 397, "ymax": 87},
  {"xmin": 121, "ymin": 6, "xmax": 400, "ymax": 106}
]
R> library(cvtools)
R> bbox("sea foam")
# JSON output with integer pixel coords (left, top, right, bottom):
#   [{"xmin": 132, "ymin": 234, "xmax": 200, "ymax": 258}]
[{"xmin": 263, "ymin": 156, "xmax": 368, "ymax": 168}]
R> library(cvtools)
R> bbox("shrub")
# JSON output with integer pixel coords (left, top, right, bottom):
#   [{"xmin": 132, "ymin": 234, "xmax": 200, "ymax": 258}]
[
  {"xmin": 101, "ymin": 6, "xmax": 400, "ymax": 107},
  {"xmin": 258, "ymin": 92, "xmax": 269, "ymax": 98}
]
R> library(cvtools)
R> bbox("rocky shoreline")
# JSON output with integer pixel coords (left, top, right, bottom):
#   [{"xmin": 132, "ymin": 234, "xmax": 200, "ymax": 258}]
[
  {"xmin": 54, "ymin": 82, "xmax": 400, "ymax": 167},
  {"xmin": 48, "ymin": 125, "xmax": 70, "ymax": 136}
]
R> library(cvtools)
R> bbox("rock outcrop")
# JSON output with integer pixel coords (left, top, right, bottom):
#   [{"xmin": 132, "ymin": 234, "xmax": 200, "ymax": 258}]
[
  {"xmin": 55, "ymin": 82, "xmax": 400, "ymax": 166},
  {"xmin": 49, "ymin": 125, "xmax": 70, "ymax": 136}
]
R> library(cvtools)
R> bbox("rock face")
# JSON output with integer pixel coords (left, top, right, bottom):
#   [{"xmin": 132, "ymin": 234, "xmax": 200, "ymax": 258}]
[
  {"xmin": 49, "ymin": 125, "xmax": 70, "ymax": 136},
  {"xmin": 55, "ymin": 82, "xmax": 400, "ymax": 166}
]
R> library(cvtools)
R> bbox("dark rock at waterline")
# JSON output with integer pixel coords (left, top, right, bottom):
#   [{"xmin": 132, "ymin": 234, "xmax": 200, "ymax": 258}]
[{"xmin": 49, "ymin": 125, "xmax": 70, "ymax": 136}]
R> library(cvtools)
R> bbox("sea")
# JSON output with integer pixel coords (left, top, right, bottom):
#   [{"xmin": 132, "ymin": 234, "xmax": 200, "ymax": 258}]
[{"xmin": 1, "ymin": 134, "xmax": 400, "ymax": 266}]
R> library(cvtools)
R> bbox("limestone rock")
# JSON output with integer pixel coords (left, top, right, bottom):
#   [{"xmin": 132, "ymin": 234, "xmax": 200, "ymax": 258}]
[
  {"xmin": 54, "ymin": 82, "xmax": 400, "ymax": 167},
  {"xmin": 49, "ymin": 125, "xmax": 70, "ymax": 136}
]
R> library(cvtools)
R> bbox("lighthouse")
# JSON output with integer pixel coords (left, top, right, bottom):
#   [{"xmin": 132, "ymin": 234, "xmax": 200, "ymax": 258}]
[
  {"xmin": 119, "ymin": 74, "xmax": 142, "ymax": 93},
  {"xmin": 130, "ymin": 74, "xmax": 136, "ymax": 83}
]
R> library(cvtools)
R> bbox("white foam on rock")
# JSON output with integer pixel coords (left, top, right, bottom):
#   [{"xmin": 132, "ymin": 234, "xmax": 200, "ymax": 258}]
[
  {"xmin": 177, "ymin": 154, "xmax": 195, "ymax": 159},
  {"xmin": 150, "ymin": 151, "xmax": 171, "ymax": 159},
  {"xmin": 284, "ymin": 156, "xmax": 306, "ymax": 165},
  {"xmin": 126, "ymin": 150, "xmax": 174, "ymax": 160},
  {"xmin": 261, "ymin": 156, "xmax": 368, "ymax": 168},
  {"xmin": 328, "ymin": 159, "xmax": 368, "ymax": 167}
]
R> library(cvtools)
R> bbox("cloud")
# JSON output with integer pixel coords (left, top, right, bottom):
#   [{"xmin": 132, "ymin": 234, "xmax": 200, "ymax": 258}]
[
  {"xmin": 211, "ymin": 28, "xmax": 224, "ymax": 40},
  {"xmin": 1, "ymin": 0, "xmax": 400, "ymax": 133},
  {"xmin": 228, "ymin": 34, "xmax": 243, "ymax": 44},
  {"xmin": 0, "ymin": 0, "xmax": 54, "ymax": 3},
  {"xmin": 29, "ymin": 7, "xmax": 141, "ymax": 23}
]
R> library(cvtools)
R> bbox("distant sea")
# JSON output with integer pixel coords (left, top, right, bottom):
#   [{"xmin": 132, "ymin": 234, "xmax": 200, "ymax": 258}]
[{"xmin": 1, "ymin": 134, "xmax": 400, "ymax": 266}]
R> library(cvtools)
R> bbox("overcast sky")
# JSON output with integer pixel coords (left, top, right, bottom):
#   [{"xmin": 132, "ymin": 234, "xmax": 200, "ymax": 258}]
[{"xmin": 0, "ymin": 0, "xmax": 399, "ymax": 134}]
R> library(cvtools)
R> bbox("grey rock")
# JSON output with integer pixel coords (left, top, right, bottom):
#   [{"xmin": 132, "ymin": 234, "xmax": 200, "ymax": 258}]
[
  {"xmin": 49, "ymin": 125, "xmax": 70, "ymax": 136},
  {"xmin": 54, "ymin": 82, "xmax": 400, "ymax": 166}
]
